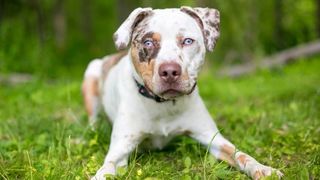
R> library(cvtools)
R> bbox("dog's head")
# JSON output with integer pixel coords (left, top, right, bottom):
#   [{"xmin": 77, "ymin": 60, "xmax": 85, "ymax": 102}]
[{"xmin": 113, "ymin": 7, "xmax": 220, "ymax": 99}]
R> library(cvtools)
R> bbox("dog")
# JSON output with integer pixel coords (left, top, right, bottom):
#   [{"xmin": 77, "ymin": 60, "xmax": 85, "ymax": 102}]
[{"xmin": 82, "ymin": 7, "xmax": 283, "ymax": 180}]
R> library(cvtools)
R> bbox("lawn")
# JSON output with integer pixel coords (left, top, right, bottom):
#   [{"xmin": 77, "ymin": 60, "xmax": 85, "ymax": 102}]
[{"xmin": 0, "ymin": 58, "xmax": 319, "ymax": 179}]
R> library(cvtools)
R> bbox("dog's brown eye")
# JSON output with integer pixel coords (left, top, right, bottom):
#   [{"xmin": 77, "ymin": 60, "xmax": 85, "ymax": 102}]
[
  {"xmin": 144, "ymin": 40, "xmax": 154, "ymax": 47},
  {"xmin": 182, "ymin": 38, "xmax": 194, "ymax": 46}
]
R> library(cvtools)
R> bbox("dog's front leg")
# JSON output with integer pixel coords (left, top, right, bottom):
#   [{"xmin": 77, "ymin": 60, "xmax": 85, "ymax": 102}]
[
  {"xmin": 91, "ymin": 121, "xmax": 143, "ymax": 180},
  {"xmin": 191, "ymin": 130, "xmax": 283, "ymax": 179},
  {"xmin": 186, "ymin": 102, "xmax": 282, "ymax": 179}
]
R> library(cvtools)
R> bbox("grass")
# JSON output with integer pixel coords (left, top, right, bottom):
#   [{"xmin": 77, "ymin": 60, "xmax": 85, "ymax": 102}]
[{"xmin": 0, "ymin": 58, "xmax": 319, "ymax": 179}]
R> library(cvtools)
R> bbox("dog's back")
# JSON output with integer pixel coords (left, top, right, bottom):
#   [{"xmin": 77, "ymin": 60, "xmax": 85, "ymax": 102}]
[{"xmin": 82, "ymin": 51, "xmax": 127, "ymax": 126}]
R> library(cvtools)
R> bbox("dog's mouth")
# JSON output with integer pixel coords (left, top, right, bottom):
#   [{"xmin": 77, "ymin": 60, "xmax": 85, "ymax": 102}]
[
  {"xmin": 160, "ymin": 89, "xmax": 183, "ymax": 98},
  {"xmin": 158, "ymin": 82, "xmax": 197, "ymax": 99}
]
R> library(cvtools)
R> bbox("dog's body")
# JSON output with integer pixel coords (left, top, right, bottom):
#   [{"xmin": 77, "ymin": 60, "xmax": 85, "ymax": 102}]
[{"xmin": 83, "ymin": 7, "xmax": 282, "ymax": 180}]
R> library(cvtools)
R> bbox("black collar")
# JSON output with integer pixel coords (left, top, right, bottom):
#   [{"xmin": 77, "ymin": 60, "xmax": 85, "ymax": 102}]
[{"xmin": 134, "ymin": 79, "xmax": 169, "ymax": 103}]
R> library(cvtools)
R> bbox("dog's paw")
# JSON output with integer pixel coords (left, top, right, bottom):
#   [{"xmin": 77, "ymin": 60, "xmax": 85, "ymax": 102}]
[
  {"xmin": 250, "ymin": 164, "xmax": 283, "ymax": 180},
  {"xmin": 91, "ymin": 164, "xmax": 115, "ymax": 180}
]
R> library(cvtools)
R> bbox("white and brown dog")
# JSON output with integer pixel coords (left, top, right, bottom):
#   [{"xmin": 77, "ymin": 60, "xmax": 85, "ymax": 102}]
[{"xmin": 82, "ymin": 7, "xmax": 283, "ymax": 180}]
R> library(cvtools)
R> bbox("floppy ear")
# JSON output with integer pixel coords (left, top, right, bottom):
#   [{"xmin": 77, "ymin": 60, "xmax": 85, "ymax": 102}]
[
  {"xmin": 113, "ymin": 7, "xmax": 153, "ymax": 50},
  {"xmin": 180, "ymin": 6, "xmax": 220, "ymax": 52}
]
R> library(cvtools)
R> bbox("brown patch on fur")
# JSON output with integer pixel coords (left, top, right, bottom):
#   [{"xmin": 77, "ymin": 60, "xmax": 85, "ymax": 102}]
[
  {"xmin": 181, "ymin": 8, "xmax": 204, "ymax": 29},
  {"xmin": 181, "ymin": 7, "xmax": 220, "ymax": 51},
  {"xmin": 82, "ymin": 77, "xmax": 99, "ymax": 116},
  {"xmin": 131, "ymin": 47, "xmax": 155, "ymax": 90},
  {"xmin": 152, "ymin": 32, "xmax": 161, "ymax": 41},
  {"xmin": 205, "ymin": 11, "xmax": 210, "ymax": 17},
  {"xmin": 253, "ymin": 170, "xmax": 264, "ymax": 180},
  {"xmin": 136, "ymin": 32, "xmax": 161, "ymax": 62},
  {"xmin": 237, "ymin": 154, "xmax": 248, "ymax": 166},
  {"xmin": 176, "ymin": 33, "xmax": 184, "ymax": 48},
  {"xmin": 221, "ymin": 144, "xmax": 236, "ymax": 155},
  {"xmin": 82, "ymin": 51, "xmax": 127, "ymax": 117},
  {"xmin": 101, "ymin": 51, "xmax": 128, "ymax": 81},
  {"xmin": 218, "ymin": 144, "xmax": 237, "ymax": 167},
  {"xmin": 181, "ymin": 69, "xmax": 189, "ymax": 82},
  {"xmin": 129, "ymin": 32, "xmax": 161, "ymax": 90},
  {"xmin": 205, "ymin": 30, "xmax": 210, "ymax": 37},
  {"xmin": 219, "ymin": 152, "xmax": 236, "ymax": 167},
  {"xmin": 132, "ymin": 13, "xmax": 153, "ymax": 41},
  {"xmin": 131, "ymin": 11, "xmax": 153, "ymax": 32}
]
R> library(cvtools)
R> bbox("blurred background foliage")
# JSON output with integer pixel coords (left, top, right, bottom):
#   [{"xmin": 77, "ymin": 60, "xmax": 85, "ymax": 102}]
[{"xmin": 0, "ymin": 0, "xmax": 319, "ymax": 78}]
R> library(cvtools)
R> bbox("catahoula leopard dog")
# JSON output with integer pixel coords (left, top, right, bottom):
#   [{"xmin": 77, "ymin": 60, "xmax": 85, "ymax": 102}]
[{"xmin": 82, "ymin": 7, "xmax": 283, "ymax": 180}]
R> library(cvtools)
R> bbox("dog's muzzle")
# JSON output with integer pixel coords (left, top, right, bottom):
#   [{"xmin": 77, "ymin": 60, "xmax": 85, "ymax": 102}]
[{"xmin": 157, "ymin": 62, "xmax": 186, "ymax": 97}]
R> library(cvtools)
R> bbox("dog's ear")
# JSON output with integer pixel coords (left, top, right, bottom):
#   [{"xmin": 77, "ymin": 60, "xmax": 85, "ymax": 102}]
[
  {"xmin": 180, "ymin": 6, "xmax": 220, "ymax": 52},
  {"xmin": 113, "ymin": 7, "xmax": 153, "ymax": 50}
]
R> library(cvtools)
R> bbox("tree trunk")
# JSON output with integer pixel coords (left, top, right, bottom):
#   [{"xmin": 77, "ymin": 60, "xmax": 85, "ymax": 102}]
[
  {"xmin": 30, "ymin": 0, "xmax": 45, "ymax": 45},
  {"xmin": 81, "ymin": 0, "xmax": 92, "ymax": 42},
  {"xmin": 219, "ymin": 40, "xmax": 320, "ymax": 77},
  {"xmin": 53, "ymin": 0, "xmax": 66, "ymax": 49},
  {"xmin": 274, "ymin": 0, "xmax": 284, "ymax": 49},
  {"xmin": 0, "ymin": 0, "xmax": 4, "ymax": 26},
  {"xmin": 316, "ymin": 0, "xmax": 320, "ymax": 38},
  {"xmin": 242, "ymin": 0, "xmax": 258, "ymax": 63}
]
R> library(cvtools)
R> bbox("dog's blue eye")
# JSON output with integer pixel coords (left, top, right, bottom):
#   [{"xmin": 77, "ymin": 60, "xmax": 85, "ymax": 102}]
[
  {"xmin": 144, "ymin": 40, "xmax": 154, "ymax": 47},
  {"xmin": 182, "ymin": 38, "xmax": 194, "ymax": 45}
]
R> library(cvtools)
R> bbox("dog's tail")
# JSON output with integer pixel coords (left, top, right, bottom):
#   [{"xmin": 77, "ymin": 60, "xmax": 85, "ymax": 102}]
[{"xmin": 82, "ymin": 59, "xmax": 103, "ymax": 127}]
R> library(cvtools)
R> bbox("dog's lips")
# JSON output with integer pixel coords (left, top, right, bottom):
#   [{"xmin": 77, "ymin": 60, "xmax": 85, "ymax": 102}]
[
  {"xmin": 159, "ymin": 88, "xmax": 184, "ymax": 98},
  {"xmin": 157, "ymin": 81, "xmax": 197, "ymax": 99},
  {"xmin": 162, "ymin": 89, "xmax": 181, "ymax": 95}
]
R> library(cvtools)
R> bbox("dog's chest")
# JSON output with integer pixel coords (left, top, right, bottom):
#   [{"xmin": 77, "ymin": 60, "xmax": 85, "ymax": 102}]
[
  {"xmin": 134, "ymin": 94, "xmax": 194, "ymax": 138},
  {"xmin": 143, "ymin": 101, "xmax": 190, "ymax": 135},
  {"xmin": 142, "ymin": 118, "xmax": 189, "ymax": 149},
  {"xmin": 151, "ymin": 118, "xmax": 182, "ymax": 136}
]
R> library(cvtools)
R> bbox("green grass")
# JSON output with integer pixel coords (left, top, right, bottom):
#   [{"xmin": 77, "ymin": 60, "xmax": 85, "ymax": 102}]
[{"xmin": 0, "ymin": 58, "xmax": 319, "ymax": 179}]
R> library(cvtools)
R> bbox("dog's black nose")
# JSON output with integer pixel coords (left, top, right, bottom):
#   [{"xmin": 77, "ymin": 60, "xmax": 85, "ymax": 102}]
[{"xmin": 158, "ymin": 62, "xmax": 182, "ymax": 83}]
